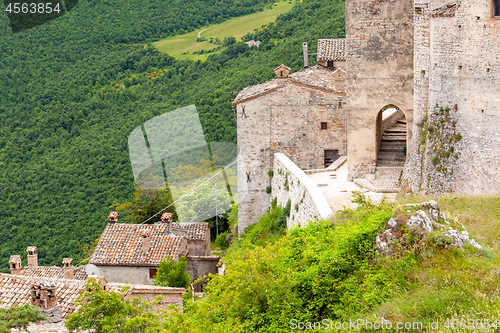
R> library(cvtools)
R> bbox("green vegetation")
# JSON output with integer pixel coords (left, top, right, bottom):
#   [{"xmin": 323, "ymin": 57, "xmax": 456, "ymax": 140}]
[
  {"xmin": 153, "ymin": 1, "xmax": 296, "ymax": 61},
  {"xmin": 153, "ymin": 256, "xmax": 191, "ymax": 288},
  {"xmin": 62, "ymin": 194, "xmax": 500, "ymax": 332},
  {"xmin": 0, "ymin": 0, "xmax": 345, "ymax": 272},
  {"xmin": 0, "ymin": 304, "xmax": 47, "ymax": 333},
  {"xmin": 65, "ymin": 279, "xmax": 161, "ymax": 333}
]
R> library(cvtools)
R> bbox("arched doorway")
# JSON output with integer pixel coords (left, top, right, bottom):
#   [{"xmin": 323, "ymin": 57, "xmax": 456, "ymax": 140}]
[{"xmin": 375, "ymin": 106, "xmax": 407, "ymax": 167}]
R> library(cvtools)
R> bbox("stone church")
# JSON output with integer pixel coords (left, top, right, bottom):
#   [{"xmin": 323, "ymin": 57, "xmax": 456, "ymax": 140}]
[{"xmin": 235, "ymin": 0, "xmax": 499, "ymax": 231}]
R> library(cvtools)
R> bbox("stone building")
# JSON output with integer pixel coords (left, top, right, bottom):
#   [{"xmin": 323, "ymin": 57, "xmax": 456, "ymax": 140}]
[
  {"xmin": 345, "ymin": 0, "xmax": 414, "ymax": 180},
  {"xmin": 234, "ymin": 45, "xmax": 347, "ymax": 232},
  {"xmin": 405, "ymin": 0, "xmax": 500, "ymax": 193},
  {"xmin": 90, "ymin": 213, "xmax": 218, "ymax": 289}
]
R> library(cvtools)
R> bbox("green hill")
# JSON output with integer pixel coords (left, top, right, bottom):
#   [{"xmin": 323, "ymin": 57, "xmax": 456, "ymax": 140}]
[{"xmin": 0, "ymin": 0, "xmax": 345, "ymax": 271}]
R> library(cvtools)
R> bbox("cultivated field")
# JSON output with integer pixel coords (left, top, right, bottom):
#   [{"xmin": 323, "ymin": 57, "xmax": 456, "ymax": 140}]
[{"xmin": 153, "ymin": 1, "xmax": 295, "ymax": 61}]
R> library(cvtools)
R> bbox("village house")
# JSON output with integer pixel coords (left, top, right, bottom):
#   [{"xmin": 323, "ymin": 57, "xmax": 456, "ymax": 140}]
[
  {"xmin": 234, "ymin": 39, "xmax": 347, "ymax": 232},
  {"xmin": 89, "ymin": 212, "xmax": 219, "ymax": 291}
]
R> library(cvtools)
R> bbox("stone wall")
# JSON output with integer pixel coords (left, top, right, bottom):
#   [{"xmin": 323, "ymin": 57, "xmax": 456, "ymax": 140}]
[
  {"xmin": 124, "ymin": 285, "xmax": 186, "ymax": 311},
  {"xmin": 235, "ymin": 74, "xmax": 345, "ymax": 233},
  {"xmin": 186, "ymin": 256, "xmax": 220, "ymax": 292},
  {"xmin": 405, "ymin": 0, "xmax": 500, "ymax": 194},
  {"xmin": 346, "ymin": 0, "xmax": 414, "ymax": 179},
  {"xmin": 98, "ymin": 266, "xmax": 154, "ymax": 285},
  {"xmin": 270, "ymin": 153, "xmax": 333, "ymax": 228}
]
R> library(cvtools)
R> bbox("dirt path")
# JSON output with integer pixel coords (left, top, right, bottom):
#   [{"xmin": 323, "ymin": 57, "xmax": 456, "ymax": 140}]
[{"xmin": 197, "ymin": 27, "xmax": 212, "ymax": 38}]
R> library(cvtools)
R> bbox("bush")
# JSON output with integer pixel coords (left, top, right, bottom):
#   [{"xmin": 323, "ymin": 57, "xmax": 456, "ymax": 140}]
[
  {"xmin": 0, "ymin": 304, "xmax": 46, "ymax": 333},
  {"xmin": 66, "ymin": 279, "xmax": 161, "ymax": 333},
  {"xmin": 154, "ymin": 256, "xmax": 191, "ymax": 288},
  {"xmin": 215, "ymin": 231, "xmax": 229, "ymax": 250}
]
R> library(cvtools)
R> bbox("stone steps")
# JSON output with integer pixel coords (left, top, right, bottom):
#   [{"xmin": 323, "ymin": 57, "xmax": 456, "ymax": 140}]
[{"xmin": 378, "ymin": 118, "xmax": 407, "ymax": 167}]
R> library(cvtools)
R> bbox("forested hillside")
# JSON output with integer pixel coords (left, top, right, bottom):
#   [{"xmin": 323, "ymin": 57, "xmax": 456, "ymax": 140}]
[{"xmin": 0, "ymin": 0, "xmax": 345, "ymax": 271}]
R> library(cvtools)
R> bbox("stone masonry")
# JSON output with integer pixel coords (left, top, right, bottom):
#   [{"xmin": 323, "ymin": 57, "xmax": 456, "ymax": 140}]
[
  {"xmin": 270, "ymin": 153, "xmax": 333, "ymax": 228},
  {"xmin": 405, "ymin": 0, "xmax": 500, "ymax": 194},
  {"xmin": 346, "ymin": 0, "xmax": 414, "ymax": 179},
  {"xmin": 234, "ymin": 64, "xmax": 346, "ymax": 232}
]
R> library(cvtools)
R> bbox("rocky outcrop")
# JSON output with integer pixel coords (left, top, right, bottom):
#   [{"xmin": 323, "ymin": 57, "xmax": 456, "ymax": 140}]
[{"xmin": 376, "ymin": 200, "xmax": 481, "ymax": 255}]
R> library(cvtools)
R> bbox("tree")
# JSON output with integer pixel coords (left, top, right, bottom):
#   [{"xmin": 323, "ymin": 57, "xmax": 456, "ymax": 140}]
[
  {"xmin": 0, "ymin": 304, "xmax": 47, "ymax": 333},
  {"xmin": 153, "ymin": 256, "xmax": 191, "ymax": 288},
  {"xmin": 65, "ymin": 279, "xmax": 161, "ymax": 333}
]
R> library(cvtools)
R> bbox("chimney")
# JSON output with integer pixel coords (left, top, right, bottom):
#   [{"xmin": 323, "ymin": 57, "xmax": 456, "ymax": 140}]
[
  {"xmin": 31, "ymin": 282, "xmax": 58, "ymax": 308},
  {"xmin": 303, "ymin": 42, "xmax": 309, "ymax": 68},
  {"xmin": 62, "ymin": 258, "xmax": 74, "ymax": 279},
  {"xmin": 140, "ymin": 230, "xmax": 150, "ymax": 254},
  {"xmin": 9, "ymin": 255, "xmax": 22, "ymax": 275},
  {"xmin": 26, "ymin": 246, "xmax": 38, "ymax": 267},
  {"xmin": 108, "ymin": 211, "xmax": 118, "ymax": 223},
  {"xmin": 161, "ymin": 212, "xmax": 173, "ymax": 234}
]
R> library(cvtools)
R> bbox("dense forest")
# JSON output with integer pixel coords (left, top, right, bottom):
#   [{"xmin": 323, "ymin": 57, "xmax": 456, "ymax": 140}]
[{"xmin": 0, "ymin": 0, "xmax": 345, "ymax": 271}]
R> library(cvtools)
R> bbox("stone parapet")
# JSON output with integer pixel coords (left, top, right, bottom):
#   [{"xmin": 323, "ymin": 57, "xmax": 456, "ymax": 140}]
[{"xmin": 270, "ymin": 153, "xmax": 333, "ymax": 228}]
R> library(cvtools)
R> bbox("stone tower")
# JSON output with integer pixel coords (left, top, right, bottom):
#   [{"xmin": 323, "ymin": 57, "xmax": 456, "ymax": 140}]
[{"xmin": 346, "ymin": 0, "xmax": 414, "ymax": 179}]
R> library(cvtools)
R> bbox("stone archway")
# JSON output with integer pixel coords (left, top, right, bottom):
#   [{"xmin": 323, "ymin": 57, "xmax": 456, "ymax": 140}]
[{"xmin": 375, "ymin": 106, "xmax": 407, "ymax": 167}]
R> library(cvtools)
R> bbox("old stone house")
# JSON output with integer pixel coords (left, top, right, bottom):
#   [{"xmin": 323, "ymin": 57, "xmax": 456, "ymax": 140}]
[
  {"xmin": 234, "ymin": 43, "xmax": 347, "ymax": 231},
  {"xmin": 90, "ymin": 213, "xmax": 219, "ymax": 290}
]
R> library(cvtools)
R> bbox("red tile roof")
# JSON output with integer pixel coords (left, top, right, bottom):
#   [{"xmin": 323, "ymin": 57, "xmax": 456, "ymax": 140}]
[
  {"xmin": 317, "ymin": 39, "xmax": 346, "ymax": 61},
  {"xmin": 19, "ymin": 266, "xmax": 87, "ymax": 280},
  {"xmin": 90, "ymin": 223, "xmax": 186, "ymax": 266},
  {"xmin": 174, "ymin": 222, "xmax": 209, "ymax": 241},
  {"xmin": 0, "ymin": 274, "xmax": 85, "ymax": 316}
]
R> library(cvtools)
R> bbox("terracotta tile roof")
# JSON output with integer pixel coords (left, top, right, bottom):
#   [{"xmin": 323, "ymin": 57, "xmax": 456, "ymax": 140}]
[
  {"xmin": 0, "ymin": 273, "xmax": 85, "ymax": 316},
  {"xmin": 90, "ymin": 223, "xmax": 185, "ymax": 266},
  {"xmin": 174, "ymin": 222, "xmax": 209, "ymax": 241},
  {"xmin": 317, "ymin": 39, "xmax": 346, "ymax": 61},
  {"xmin": 19, "ymin": 266, "xmax": 87, "ymax": 280}
]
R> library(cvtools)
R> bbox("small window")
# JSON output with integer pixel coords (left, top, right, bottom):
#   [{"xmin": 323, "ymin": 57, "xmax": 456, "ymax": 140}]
[
  {"xmin": 320, "ymin": 122, "xmax": 328, "ymax": 130},
  {"xmin": 327, "ymin": 60, "xmax": 334, "ymax": 68},
  {"xmin": 495, "ymin": 0, "xmax": 500, "ymax": 16},
  {"xmin": 149, "ymin": 268, "xmax": 157, "ymax": 279}
]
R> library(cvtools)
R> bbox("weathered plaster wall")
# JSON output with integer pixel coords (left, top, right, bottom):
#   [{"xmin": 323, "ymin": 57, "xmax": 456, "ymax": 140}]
[
  {"xmin": 346, "ymin": 0, "xmax": 414, "ymax": 178},
  {"xmin": 406, "ymin": 0, "xmax": 500, "ymax": 194},
  {"xmin": 98, "ymin": 266, "xmax": 155, "ymax": 285},
  {"xmin": 270, "ymin": 153, "xmax": 333, "ymax": 228},
  {"xmin": 236, "ymin": 79, "xmax": 345, "ymax": 232}
]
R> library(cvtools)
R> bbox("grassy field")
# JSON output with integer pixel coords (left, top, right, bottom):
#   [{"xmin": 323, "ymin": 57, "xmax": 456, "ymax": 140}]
[{"xmin": 153, "ymin": 1, "xmax": 296, "ymax": 61}]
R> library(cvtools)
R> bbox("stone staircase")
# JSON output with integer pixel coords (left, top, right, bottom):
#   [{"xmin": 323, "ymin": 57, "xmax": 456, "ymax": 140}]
[{"xmin": 377, "ymin": 119, "xmax": 407, "ymax": 167}]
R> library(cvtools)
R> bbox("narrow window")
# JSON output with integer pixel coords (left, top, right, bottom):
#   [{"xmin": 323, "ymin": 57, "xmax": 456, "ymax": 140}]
[
  {"xmin": 495, "ymin": 0, "xmax": 500, "ymax": 16},
  {"xmin": 320, "ymin": 122, "xmax": 328, "ymax": 130},
  {"xmin": 149, "ymin": 268, "xmax": 157, "ymax": 279}
]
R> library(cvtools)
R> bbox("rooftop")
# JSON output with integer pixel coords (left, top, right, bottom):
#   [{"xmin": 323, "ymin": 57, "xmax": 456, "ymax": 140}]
[
  {"xmin": 317, "ymin": 38, "xmax": 346, "ymax": 62},
  {"xmin": 19, "ymin": 266, "xmax": 87, "ymax": 280},
  {"xmin": 0, "ymin": 273, "xmax": 85, "ymax": 316},
  {"xmin": 233, "ymin": 65, "xmax": 344, "ymax": 104},
  {"xmin": 90, "ymin": 222, "xmax": 208, "ymax": 266}
]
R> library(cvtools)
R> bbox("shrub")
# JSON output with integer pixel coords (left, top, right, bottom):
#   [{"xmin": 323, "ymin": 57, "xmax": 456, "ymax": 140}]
[
  {"xmin": 0, "ymin": 305, "xmax": 46, "ymax": 333},
  {"xmin": 215, "ymin": 231, "xmax": 229, "ymax": 250},
  {"xmin": 154, "ymin": 256, "xmax": 191, "ymax": 288}
]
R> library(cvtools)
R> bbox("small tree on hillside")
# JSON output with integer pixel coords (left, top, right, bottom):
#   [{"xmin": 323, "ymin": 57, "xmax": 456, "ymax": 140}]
[{"xmin": 153, "ymin": 256, "xmax": 190, "ymax": 289}]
